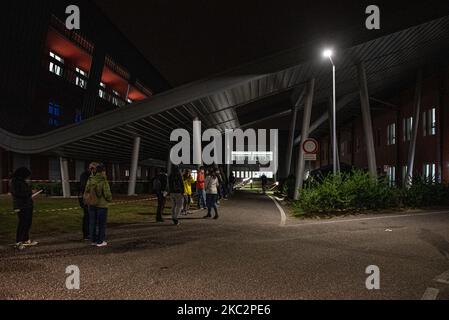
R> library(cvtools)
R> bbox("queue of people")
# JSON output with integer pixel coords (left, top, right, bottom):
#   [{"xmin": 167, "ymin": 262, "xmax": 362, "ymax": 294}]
[{"xmin": 9, "ymin": 163, "xmax": 235, "ymax": 251}]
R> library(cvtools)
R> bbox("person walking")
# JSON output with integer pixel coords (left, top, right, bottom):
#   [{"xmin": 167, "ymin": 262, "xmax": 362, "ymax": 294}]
[
  {"xmin": 196, "ymin": 167, "xmax": 207, "ymax": 210},
  {"xmin": 84, "ymin": 163, "xmax": 112, "ymax": 247},
  {"xmin": 169, "ymin": 166, "xmax": 184, "ymax": 226},
  {"xmin": 10, "ymin": 167, "xmax": 38, "ymax": 251},
  {"xmin": 204, "ymin": 170, "xmax": 220, "ymax": 220},
  {"xmin": 261, "ymin": 174, "xmax": 268, "ymax": 194},
  {"xmin": 153, "ymin": 169, "xmax": 169, "ymax": 223},
  {"xmin": 78, "ymin": 162, "xmax": 97, "ymax": 240},
  {"xmin": 229, "ymin": 172, "xmax": 236, "ymax": 196},
  {"xmin": 182, "ymin": 169, "xmax": 195, "ymax": 215}
]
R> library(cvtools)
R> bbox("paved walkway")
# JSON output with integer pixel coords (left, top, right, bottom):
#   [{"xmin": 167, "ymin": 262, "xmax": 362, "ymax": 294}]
[{"xmin": 1, "ymin": 191, "xmax": 449, "ymax": 300}]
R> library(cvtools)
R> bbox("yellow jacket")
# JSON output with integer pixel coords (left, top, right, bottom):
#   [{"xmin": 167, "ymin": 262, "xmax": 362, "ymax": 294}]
[{"xmin": 183, "ymin": 176, "xmax": 196, "ymax": 196}]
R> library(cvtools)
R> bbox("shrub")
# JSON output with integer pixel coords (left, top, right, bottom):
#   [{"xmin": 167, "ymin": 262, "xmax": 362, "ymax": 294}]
[
  {"xmin": 295, "ymin": 170, "xmax": 400, "ymax": 215},
  {"xmin": 401, "ymin": 176, "xmax": 449, "ymax": 207}
]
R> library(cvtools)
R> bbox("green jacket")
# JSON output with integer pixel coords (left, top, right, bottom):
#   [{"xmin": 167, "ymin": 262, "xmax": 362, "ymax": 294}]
[{"xmin": 85, "ymin": 174, "xmax": 113, "ymax": 208}]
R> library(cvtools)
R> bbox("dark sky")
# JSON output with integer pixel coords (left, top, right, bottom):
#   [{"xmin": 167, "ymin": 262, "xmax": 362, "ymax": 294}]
[{"xmin": 94, "ymin": 0, "xmax": 449, "ymax": 87}]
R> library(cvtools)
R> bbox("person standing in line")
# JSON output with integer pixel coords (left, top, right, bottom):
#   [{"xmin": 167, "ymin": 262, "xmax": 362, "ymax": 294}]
[
  {"xmin": 78, "ymin": 162, "xmax": 98, "ymax": 241},
  {"xmin": 153, "ymin": 169, "xmax": 169, "ymax": 223},
  {"xmin": 196, "ymin": 167, "xmax": 207, "ymax": 210},
  {"xmin": 169, "ymin": 166, "xmax": 184, "ymax": 226},
  {"xmin": 215, "ymin": 168, "xmax": 223, "ymax": 206},
  {"xmin": 10, "ymin": 167, "xmax": 38, "ymax": 251},
  {"xmin": 204, "ymin": 170, "xmax": 219, "ymax": 220},
  {"xmin": 182, "ymin": 169, "xmax": 195, "ymax": 215},
  {"xmin": 85, "ymin": 163, "xmax": 112, "ymax": 247}
]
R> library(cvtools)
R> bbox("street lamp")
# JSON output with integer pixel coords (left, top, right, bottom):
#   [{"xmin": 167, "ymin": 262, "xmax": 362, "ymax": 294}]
[{"xmin": 323, "ymin": 48, "xmax": 338, "ymax": 175}]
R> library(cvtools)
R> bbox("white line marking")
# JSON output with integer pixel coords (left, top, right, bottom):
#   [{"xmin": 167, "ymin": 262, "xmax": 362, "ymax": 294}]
[
  {"xmin": 434, "ymin": 270, "xmax": 449, "ymax": 285},
  {"xmin": 269, "ymin": 196, "xmax": 287, "ymax": 227},
  {"xmin": 421, "ymin": 287, "xmax": 439, "ymax": 300},
  {"xmin": 284, "ymin": 211, "xmax": 449, "ymax": 227}
]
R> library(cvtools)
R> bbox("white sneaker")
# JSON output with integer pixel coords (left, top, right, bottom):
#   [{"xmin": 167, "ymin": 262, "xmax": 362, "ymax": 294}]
[
  {"xmin": 96, "ymin": 242, "xmax": 108, "ymax": 247},
  {"xmin": 22, "ymin": 240, "xmax": 38, "ymax": 247},
  {"xmin": 15, "ymin": 242, "xmax": 26, "ymax": 251}
]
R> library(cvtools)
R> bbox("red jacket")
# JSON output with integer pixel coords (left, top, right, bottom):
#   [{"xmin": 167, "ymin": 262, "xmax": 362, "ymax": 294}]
[{"xmin": 196, "ymin": 172, "xmax": 205, "ymax": 190}]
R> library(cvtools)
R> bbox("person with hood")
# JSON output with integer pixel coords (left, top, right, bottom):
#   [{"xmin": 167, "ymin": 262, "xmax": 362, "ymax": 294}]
[
  {"xmin": 10, "ymin": 167, "xmax": 38, "ymax": 250},
  {"xmin": 78, "ymin": 162, "xmax": 98, "ymax": 240},
  {"xmin": 182, "ymin": 169, "xmax": 196, "ymax": 215},
  {"xmin": 84, "ymin": 163, "xmax": 112, "ymax": 247},
  {"xmin": 169, "ymin": 166, "xmax": 184, "ymax": 226}
]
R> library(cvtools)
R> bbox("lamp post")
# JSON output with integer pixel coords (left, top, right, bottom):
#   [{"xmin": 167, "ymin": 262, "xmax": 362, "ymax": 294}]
[{"xmin": 323, "ymin": 49, "xmax": 338, "ymax": 175}]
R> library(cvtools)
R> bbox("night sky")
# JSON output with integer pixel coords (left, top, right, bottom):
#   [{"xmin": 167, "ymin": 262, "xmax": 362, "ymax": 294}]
[{"xmin": 94, "ymin": 0, "xmax": 449, "ymax": 87}]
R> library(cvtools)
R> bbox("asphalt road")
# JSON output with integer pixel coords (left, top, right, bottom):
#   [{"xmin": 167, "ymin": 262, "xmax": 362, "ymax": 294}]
[{"xmin": 1, "ymin": 191, "xmax": 449, "ymax": 300}]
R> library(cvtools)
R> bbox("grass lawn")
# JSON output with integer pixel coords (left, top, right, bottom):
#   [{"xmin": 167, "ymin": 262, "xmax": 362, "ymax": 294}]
[{"xmin": 0, "ymin": 195, "xmax": 173, "ymax": 244}]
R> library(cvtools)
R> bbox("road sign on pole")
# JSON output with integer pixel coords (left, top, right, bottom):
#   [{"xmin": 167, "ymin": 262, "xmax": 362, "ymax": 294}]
[{"xmin": 303, "ymin": 138, "xmax": 319, "ymax": 161}]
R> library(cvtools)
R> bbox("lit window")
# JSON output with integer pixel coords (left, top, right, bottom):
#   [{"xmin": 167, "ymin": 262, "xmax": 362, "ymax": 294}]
[
  {"xmin": 49, "ymin": 52, "xmax": 64, "ymax": 76},
  {"xmin": 423, "ymin": 108, "xmax": 437, "ymax": 136},
  {"xmin": 125, "ymin": 170, "xmax": 130, "ymax": 177},
  {"xmin": 386, "ymin": 166, "xmax": 396, "ymax": 187},
  {"xmin": 402, "ymin": 166, "xmax": 409, "ymax": 185},
  {"xmin": 127, "ymin": 98, "xmax": 133, "ymax": 104},
  {"xmin": 387, "ymin": 123, "xmax": 396, "ymax": 145},
  {"xmin": 403, "ymin": 117, "xmax": 413, "ymax": 142},
  {"xmin": 112, "ymin": 90, "xmax": 120, "ymax": 106},
  {"xmin": 423, "ymin": 163, "xmax": 436, "ymax": 182},
  {"xmin": 48, "ymin": 101, "xmax": 62, "ymax": 127},
  {"xmin": 99, "ymin": 82, "xmax": 106, "ymax": 99},
  {"xmin": 75, "ymin": 67, "xmax": 88, "ymax": 89}
]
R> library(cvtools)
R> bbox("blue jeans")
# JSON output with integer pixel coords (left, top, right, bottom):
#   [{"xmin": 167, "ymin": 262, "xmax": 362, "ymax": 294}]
[
  {"xmin": 89, "ymin": 207, "xmax": 108, "ymax": 244},
  {"xmin": 198, "ymin": 189, "xmax": 206, "ymax": 208}
]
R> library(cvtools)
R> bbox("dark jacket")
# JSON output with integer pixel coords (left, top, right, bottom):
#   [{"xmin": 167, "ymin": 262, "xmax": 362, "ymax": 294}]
[
  {"xmin": 169, "ymin": 172, "xmax": 184, "ymax": 194},
  {"xmin": 153, "ymin": 173, "xmax": 169, "ymax": 195},
  {"xmin": 78, "ymin": 170, "xmax": 91, "ymax": 207},
  {"xmin": 10, "ymin": 168, "xmax": 33, "ymax": 210}
]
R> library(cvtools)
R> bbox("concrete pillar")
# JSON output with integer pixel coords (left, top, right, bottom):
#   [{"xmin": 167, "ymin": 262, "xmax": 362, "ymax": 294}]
[
  {"xmin": 294, "ymin": 78, "xmax": 315, "ymax": 200},
  {"xmin": 193, "ymin": 117, "xmax": 202, "ymax": 167},
  {"xmin": 59, "ymin": 157, "xmax": 71, "ymax": 198},
  {"xmin": 128, "ymin": 136, "xmax": 141, "ymax": 196},
  {"xmin": 406, "ymin": 70, "xmax": 423, "ymax": 186},
  {"xmin": 167, "ymin": 151, "xmax": 172, "ymax": 176},
  {"xmin": 285, "ymin": 105, "xmax": 299, "ymax": 178},
  {"xmin": 357, "ymin": 62, "xmax": 377, "ymax": 178}
]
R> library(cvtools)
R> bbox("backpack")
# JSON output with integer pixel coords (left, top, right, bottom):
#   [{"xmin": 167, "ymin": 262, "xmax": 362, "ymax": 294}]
[{"xmin": 83, "ymin": 184, "xmax": 99, "ymax": 207}]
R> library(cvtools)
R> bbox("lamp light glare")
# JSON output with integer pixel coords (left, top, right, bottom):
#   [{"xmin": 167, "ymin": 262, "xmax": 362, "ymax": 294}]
[{"xmin": 323, "ymin": 49, "xmax": 333, "ymax": 58}]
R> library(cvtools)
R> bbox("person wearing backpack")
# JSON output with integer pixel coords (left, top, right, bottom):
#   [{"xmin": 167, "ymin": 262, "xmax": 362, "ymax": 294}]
[
  {"xmin": 84, "ymin": 163, "xmax": 112, "ymax": 247},
  {"xmin": 153, "ymin": 169, "xmax": 169, "ymax": 223},
  {"xmin": 78, "ymin": 162, "xmax": 97, "ymax": 240},
  {"xmin": 169, "ymin": 166, "xmax": 184, "ymax": 226}
]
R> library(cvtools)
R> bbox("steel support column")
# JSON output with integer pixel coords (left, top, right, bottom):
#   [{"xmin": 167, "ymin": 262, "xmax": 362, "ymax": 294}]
[
  {"xmin": 59, "ymin": 157, "xmax": 71, "ymax": 198},
  {"xmin": 357, "ymin": 62, "xmax": 377, "ymax": 178},
  {"xmin": 285, "ymin": 105, "xmax": 299, "ymax": 178},
  {"xmin": 406, "ymin": 70, "xmax": 423, "ymax": 187},
  {"xmin": 128, "ymin": 136, "xmax": 141, "ymax": 196},
  {"xmin": 294, "ymin": 78, "xmax": 315, "ymax": 200}
]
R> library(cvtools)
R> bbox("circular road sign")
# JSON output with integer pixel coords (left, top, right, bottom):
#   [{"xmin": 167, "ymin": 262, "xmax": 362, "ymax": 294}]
[{"xmin": 302, "ymin": 138, "xmax": 319, "ymax": 154}]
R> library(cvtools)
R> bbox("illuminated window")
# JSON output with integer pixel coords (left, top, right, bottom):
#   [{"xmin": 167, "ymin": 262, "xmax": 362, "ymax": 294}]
[
  {"xmin": 403, "ymin": 117, "xmax": 413, "ymax": 142},
  {"xmin": 112, "ymin": 90, "xmax": 120, "ymax": 106},
  {"xmin": 423, "ymin": 108, "xmax": 437, "ymax": 136},
  {"xmin": 48, "ymin": 101, "xmax": 61, "ymax": 127},
  {"xmin": 387, "ymin": 123, "xmax": 396, "ymax": 145},
  {"xmin": 49, "ymin": 52, "xmax": 64, "ymax": 76},
  {"xmin": 99, "ymin": 82, "xmax": 106, "ymax": 99},
  {"xmin": 423, "ymin": 163, "xmax": 436, "ymax": 182},
  {"xmin": 75, "ymin": 67, "xmax": 88, "ymax": 89},
  {"xmin": 385, "ymin": 166, "xmax": 396, "ymax": 186}
]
